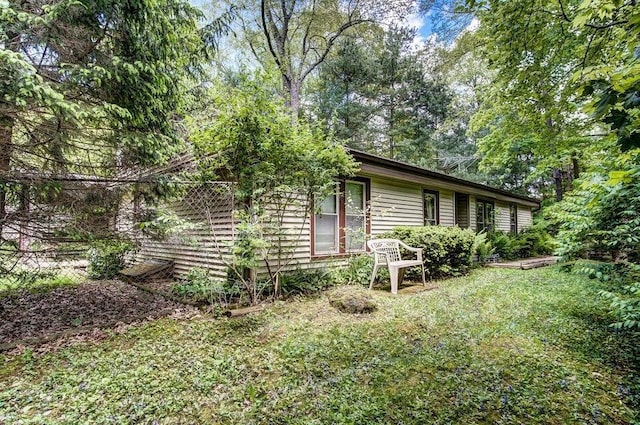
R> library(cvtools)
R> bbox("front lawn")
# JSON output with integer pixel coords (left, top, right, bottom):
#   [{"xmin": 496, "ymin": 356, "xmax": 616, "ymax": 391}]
[{"xmin": 1, "ymin": 267, "xmax": 638, "ymax": 424}]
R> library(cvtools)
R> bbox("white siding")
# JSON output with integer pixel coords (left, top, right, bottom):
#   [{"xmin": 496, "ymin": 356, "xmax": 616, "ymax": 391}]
[
  {"xmin": 517, "ymin": 206, "xmax": 533, "ymax": 232},
  {"xmin": 137, "ymin": 176, "xmax": 538, "ymax": 278},
  {"xmin": 370, "ymin": 178, "xmax": 423, "ymax": 235},
  {"xmin": 439, "ymin": 189, "xmax": 455, "ymax": 226},
  {"xmin": 137, "ymin": 186, "xmax": 234, "ymax": 278},
  {"xmin": 259, "ymin": 195, "xmax": 351, "ymax": 274},
  {"xmin": 495, "ymin": 201, "xmax": 511, "ymax": 232}
]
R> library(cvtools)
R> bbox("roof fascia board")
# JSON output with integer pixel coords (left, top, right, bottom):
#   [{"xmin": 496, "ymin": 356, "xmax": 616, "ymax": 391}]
[{"xmin": 351, "ymin": 151, "xmax": 540, "ymax": 207}]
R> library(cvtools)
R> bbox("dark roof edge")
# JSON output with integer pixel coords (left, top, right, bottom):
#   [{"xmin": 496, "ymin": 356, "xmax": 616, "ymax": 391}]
[{"xmin": 348, "ymin": 149, "xmax": 541, "ymax": 205}]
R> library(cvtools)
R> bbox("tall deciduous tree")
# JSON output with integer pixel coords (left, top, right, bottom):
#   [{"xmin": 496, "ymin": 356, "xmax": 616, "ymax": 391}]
[
  {"xmin": 463, "ymin": 0, "xmax": 639, "ymax": 199},
  {"xmin": 310, "ymin": 25, "xmax": 450, "ymax": 164},
  {"xmin": 249, "ymin": 0, "xmax": 412, "ymax": 118}
]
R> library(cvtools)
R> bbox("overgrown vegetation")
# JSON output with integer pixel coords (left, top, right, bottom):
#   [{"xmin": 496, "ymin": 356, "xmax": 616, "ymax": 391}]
[
  {"xmin": 171, "ymin": 268, "xmax": 239, "ymax": 307},
  {"xmin": 383, "ymin": 226, "xmax": 476, "ymax": 279},
  {"xmin": 554, "ymin": 160, "xmax": 640, "ymax": 330},
  {"xmin": 86, "ymin": 239, "xmax": 134, "ymax": 279},
  {"xmin": 1, "ymin": 267, "xmax": 637, "ymax": 423},
  {"xmin": 191, "ymin": 74, "xmax": 357, "ymax": 304},
  {"xmin": 329, "ymin": 254, "xmax": 379, "ymax": 286},
  {"xmin": 279, "ymin": 269, "xmax": 334, "ymax": 297},
  {"xmin": 487, "ymin": 225, "xmax": 555, "ymax": 261}
]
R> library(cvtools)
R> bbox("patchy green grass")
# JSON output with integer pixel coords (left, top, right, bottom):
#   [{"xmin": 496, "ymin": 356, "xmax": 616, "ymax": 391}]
[
  {"xmin": 0, "ymin": 274, "xmax": 80, "ymax": 294},
  {"xmin": 1, "ymin": 267, "xmax": 638, "ymax": 424}
]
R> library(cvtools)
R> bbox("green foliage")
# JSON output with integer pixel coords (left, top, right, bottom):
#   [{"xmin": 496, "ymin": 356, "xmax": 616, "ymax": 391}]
[
  {"xmin": 487, "ymin": 227, "xmax": 555, "ymax": 261},
  {"xmin": 573, "ymin": 0, "xmax": 640, "ymax": 151},
  {"xmin": 601, "ymin": 281, "xmax": 640, "ymax": 330},
  {"xmin": 555, "ymin": 160, "xmax": 640, "ymax": 330},
  {"xmin": 1, "ymin": 0, "xmax": 209, "ymax": 170},
  {"xmin": 138, "ymin": 210, "xmax": 198, "ymax": 242},
  {"xmin": 573, "ymin": 260, "xmax": 640, "ymax": 331},
  {"xmin": 191, "ymin": 73, "xmax": 357, "ymax": 301},
  {"xmin": 1, "ymin": 268, "xmax": 638, "ymax": 423},
  {"xmin": 472, "ymin": 231, "xmax": 494, "ymax": 263},
  {"xmin": 464, "ymin": 0, "xmax": 640, "ymax": 197},
  {"xmin": 329, "ymin": 254, "xmax": 380, "ymax": 286},
  {"xmin": 172, "ymin": 267, "xmax": 239, "ymax": 306},
  {"xmin": 86, "ymin": 239, "xmax": 134, "ymax": 279},
  {"xmin": 279, "ymin": 269, "xmax": 333, "ymax": 297},
  {"xmin": 382, "ymin": 226, "xmax": 476, "ymax": 279},
  {"xmin": 0, "ymin": 274, "xmax": 79, "ymax": 294},
  {"xmin": 311, "ymin": 26, "xmax": 450, "ymax": 165},
  {"xmin": 554, "ymin": 159, "xmax": 640, "ymax": 261}
]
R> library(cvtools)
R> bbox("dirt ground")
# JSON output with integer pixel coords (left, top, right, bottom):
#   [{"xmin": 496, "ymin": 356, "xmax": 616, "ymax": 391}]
[{"xmin": 0, "ymin": 280, "xmax": 194, "ymax": 351}]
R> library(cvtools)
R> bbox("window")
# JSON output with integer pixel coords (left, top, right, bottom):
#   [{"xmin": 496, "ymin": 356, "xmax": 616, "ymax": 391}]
[
  {"xmin": 313, "ymin": 179, "xmax": 369, "ymax": 255},
  {"xmin": 314, "ymin": 189, "xmax": 339, "ymax": 253},
  {"xmin": 345, "ymin": 181, "xmax": 366, "ymax": 251},
  {"xmin": 509, "ymin": 204, "xmax": 518, "ymax": 233},
  {"xmin": 423, "ymin": 189, "xmax": 439, "ymax": 225},
  {"xmin": 476, "ymin": 199, "xmax": 495, "ymax": 232}
]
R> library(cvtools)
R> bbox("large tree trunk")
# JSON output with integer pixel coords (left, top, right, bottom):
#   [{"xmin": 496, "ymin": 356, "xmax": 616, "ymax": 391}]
[
  {"xmin": 0, "ymin": 115, "xmax": 14, "ymax": 236},
  {"xmin": 553, "ymin": 168, "xmax": 563, "ymax": 201},
  {"xmin": 572, "ymin": 155, "xmax": 580, "ymax": 180},
  {"xmin": 283, "ymin": 76, "xmax": 301, "ymax": 124}
]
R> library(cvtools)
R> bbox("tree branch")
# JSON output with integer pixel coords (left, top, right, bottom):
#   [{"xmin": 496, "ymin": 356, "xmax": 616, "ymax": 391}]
[
  {"xmin": 261, "ymin": 0, "xmax": 288, "ymax": 81},
  {"xmin": 300, "ymin": 18, "xmax": 371, "ymax": 82}
]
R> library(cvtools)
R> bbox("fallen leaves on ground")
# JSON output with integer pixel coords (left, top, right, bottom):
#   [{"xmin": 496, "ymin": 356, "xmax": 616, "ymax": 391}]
[{"xmin": 0, "ymin": 280, "xmax": 195, "ymax": 351}]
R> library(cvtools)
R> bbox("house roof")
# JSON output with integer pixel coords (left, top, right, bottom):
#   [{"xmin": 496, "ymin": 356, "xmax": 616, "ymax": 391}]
[{"xmin": 349, "ymin": 149, "xmax": 540, "ymax": 206}]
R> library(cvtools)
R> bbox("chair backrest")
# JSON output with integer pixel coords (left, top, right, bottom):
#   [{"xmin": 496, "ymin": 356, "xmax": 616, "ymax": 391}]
[{"xmin": 367, "ymin": 239, "xmax": 402, "ymax": 264}]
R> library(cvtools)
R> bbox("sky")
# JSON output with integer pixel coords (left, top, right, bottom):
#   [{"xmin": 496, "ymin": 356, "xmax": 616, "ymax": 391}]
[{"xmin": 189, "ymin": 0, "xmax": 438, "ymax": 42}]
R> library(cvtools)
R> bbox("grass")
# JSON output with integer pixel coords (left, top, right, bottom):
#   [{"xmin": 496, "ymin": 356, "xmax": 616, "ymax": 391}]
[
  {"xmin": 0, "ymin": 274, "xmax": 80, "ymax": 294},
  {"xmin": 1, "ymin": 266, "xmax": 638, "ymax": 424}
]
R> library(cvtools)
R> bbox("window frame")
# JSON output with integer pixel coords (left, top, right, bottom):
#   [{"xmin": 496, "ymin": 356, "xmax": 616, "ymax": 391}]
[
  {"xmin": 476, "ymin": 198, "xmax": 495, "ymax": 232},
  {"xmin": 509, "ymin": 204, "xmax": 518, "ymax": 234},
  {"xmin": 311, "ymin": 177, "xmax": 371, "ymax": 257},
  {"xmin": 423, "ymin": 189, "xmax": 440, "ymax": 226}
]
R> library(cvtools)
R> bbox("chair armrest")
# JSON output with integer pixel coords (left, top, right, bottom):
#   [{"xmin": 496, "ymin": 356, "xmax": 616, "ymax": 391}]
[{"xmin": 398, "ymin": 241, "xmax": 423, "ymax": 262}]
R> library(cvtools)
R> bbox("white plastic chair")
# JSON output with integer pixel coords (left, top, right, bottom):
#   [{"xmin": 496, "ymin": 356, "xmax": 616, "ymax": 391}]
[{"xmin": 367, "ymin": 238, "xmax": 426, "ymax": 294}]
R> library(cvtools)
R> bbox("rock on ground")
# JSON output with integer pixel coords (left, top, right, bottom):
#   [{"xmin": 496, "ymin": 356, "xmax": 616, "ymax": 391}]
[{"xmin": 328, "ymin": 287, "xmax": 377, "ymax": 314}]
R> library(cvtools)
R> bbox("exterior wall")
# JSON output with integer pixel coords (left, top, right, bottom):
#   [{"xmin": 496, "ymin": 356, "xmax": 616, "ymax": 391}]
[
  {"xmin": 258, "ymin": 194, "xmax": 351, "ymax": 274},
  {"xmin": 494, "ymin": 201, "xmax": 512, "ymax": 233},
  {"xmin": 139, "ymin": 172, "xmax": 537, "ymax": 278},
  {"xmin": 137, "ymin": 185, "xmax": 235, "ymax": 279},
  {"xmin": 469, "ymin": 196, "xmax": 477, "ymax": 231},
  {"xmin": 370, "ymin": 178, "xmax": 423, "ymax": 235},
  {"xmin": 439, "ymin": 189, "xmax": 455, "ymax": 226},
  {"xmin": 517, "ymin": 205, "xmax": 533, "ymax": 232}
]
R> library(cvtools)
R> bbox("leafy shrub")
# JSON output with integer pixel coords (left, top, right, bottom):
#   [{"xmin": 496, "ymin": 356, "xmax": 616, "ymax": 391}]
[
  {"xmin": 473, "ymin": 232, "xmax": 494, "ymax": 263},
  {"xmin": 573, "ymin": 260, "xmax": 640, "ymax": 330},
  {"xmin": 173, "ymin": 267, "xmax": 240, "ymax": 306},
  {"xmin": 553, "ymin": 163, "xmax": 640, "ymax": 330},
  {"xmin": 87, "ymin": 239, "xmax": 134, "ymax": 279},
  {"xmin": 382, "ymin": 226, "xmax": 476, "ymax": 279},
  {"xmin": 280, "ymin": 269, "xmax": 332, "ymax": 296},
  {"xmin": 487, "ymin": 225, "xmax": 555, "ymax": 261},
  {"xmin": 329, "ymin": 254, "xmax": 381, "ymax": 286}
]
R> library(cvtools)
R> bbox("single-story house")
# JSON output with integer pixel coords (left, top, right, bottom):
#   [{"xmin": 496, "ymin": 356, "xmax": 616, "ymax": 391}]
[{"xmin": 137, "ymin": 149, "xmax": 540, "ymax": 278}]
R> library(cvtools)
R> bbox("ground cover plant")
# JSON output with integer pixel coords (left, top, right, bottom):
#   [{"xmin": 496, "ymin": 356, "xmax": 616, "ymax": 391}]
[{"xmin": 1, "ymin": 266, "xmax": 637, "ymax": 424}]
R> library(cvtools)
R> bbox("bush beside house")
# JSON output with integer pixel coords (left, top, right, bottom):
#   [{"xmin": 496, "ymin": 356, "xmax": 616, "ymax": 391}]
[
  {"xmin": 487, "ymin": 225, "xmax": 555, "ymax": 261},
  {"xmin": 382, "ymin": 226, "xmax": 476, "ymax": 279}
]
